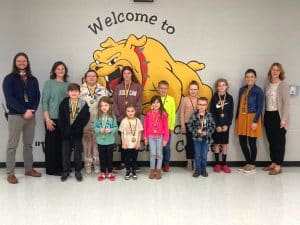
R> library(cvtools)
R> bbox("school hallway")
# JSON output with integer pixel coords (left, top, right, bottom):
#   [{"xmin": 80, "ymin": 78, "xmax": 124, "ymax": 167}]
[{"xmin": 1, "ymin": 167, "xmax": 299, "ymax": 225}]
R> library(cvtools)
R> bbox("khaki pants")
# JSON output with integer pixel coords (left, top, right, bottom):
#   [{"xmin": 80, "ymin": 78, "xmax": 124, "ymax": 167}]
[{"xmin": 6, "ymin": 115, "xmax": 36, "ymax": 175}]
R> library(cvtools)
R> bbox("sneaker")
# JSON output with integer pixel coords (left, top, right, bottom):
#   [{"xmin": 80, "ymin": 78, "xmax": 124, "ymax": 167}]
[
  {"xmin": 243, "ymin": 165, "xmax": 256, "ymax": 173},
  {"xmin": 238, "ymin": 164, "xmax": 250, "ymax": 172},
  {"xmin": 132, "ymin": 170, "xmax": 138, "ymax": 180},
  {"xmin": 263, "ymin": 165, "xmax": 273, "ymax": 171},
  {"xmin": 222, "ymin": 165, "xmax": 231, "ymax": 173},
  {"xmin": 85, "ymin": 167, "xmax": 92, "ymax": 175},
  {"xmin": 192, "ymin": 171, "xmax": 201, "ymax": 177},
  {"xmin": 269, "ymin": 168, "xmax": 282, "ymax": 175},
  {"xmin": 97, "ymin": 172, "xmax": 106, "ymax": 181},
  {"xmin": 61, "ymin": 173, "xmax": 69, "ymax": 182},
  {"xmin": 162, "ymin": 165, "xmax": 169, "ymax": 172},
  {"xmin": 25, "ymin": 169, "xmax": 42, "ymax": 177},
  {"xmin": 125, "ymin": 170, "xmax": 131, "ymax": 180},
  {"xmin": 201, "ymin": 171, "xmax": 209, "ymax": 177},
  {"xmin": 107, "ymin": 172, "xmax": 115, "ymax": 181},
  {"xmin": 214, "ymin": 164, "xmax": 222, "ymax": 173},
  {"xmin": 75, "ymin": 172, "xmax": 83, "ymax": 182}
]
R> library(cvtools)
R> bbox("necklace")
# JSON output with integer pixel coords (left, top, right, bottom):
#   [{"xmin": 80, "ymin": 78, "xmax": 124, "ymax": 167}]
[
  {"xmin": 218, "ymin": 93, "xmax": 227, "ymax": 118},
  {"xmin": 101, "ymin": 114, "xmax": 109, "ymax": 139},
  {"xmin": 151, "ymin": 110, "xmax": 160, "ymax": 134},
  {"xmin": 70, "ymin": 99, "xmax": 79, "ymax": 119},
  {"xmin": 87, "ymin": 84, "xmax": 97, "ymax": 104},
  {"xmin": 128, "ymin": 118, "xmax": 137, "ymax": 143},
  {"xmin": 124, "ymin": 81, "xmax": 132, "ymax": 105},
  {"xmin": 189, "ymin": 96, "xmax": 197, "ymax": 112}
]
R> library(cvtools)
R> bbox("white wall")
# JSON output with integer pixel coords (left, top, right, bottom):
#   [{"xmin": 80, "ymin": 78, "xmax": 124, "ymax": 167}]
[{"xmin": 1, "ymin": 0, "xmax": 299, "ymax": 163}]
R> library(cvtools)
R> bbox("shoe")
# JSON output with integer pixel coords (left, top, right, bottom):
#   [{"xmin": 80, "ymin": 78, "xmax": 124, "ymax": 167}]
[
  {"xmin": 61, "ymin": 173, "xmax": 69, "ymax": 182},
  {"xmin": 125, "ymin": 170, "xmax": 131, "ymax": 180},
  {"xmin": 107, "ymin": 172, "xmax": 115, "ymax": 181},
  {"xmin": 94, "ymin": 166, "xmax": 100, "ymax": 174},
  {"xmin": 7, "ymin": 174, "xmax": 18, "ymax": 184},
  {"xmin": 97, "ymin": 172, "xmax": 106, "ymax": 181},
  {"xmin": 156, "ymin": 169, "xmax": 162, "ymax": 179},
  {"xmin": 132, "ymin": 170, "xmax": 138, "ymax": 180},
  {"xmin": 201, "ymin": 171, "xmax": 209, "ymax": 177},
  {"xmin": 222, "ymin": 165, "xmax": 231, "ymax": 173},
  {"xmin": 238, "ymin": 164, "xmax": 250, "ymax": 172},
  {"xmin": 263, "ymin": 165, "xmax": 273, "ymax": 171},
  {"xmin": 25, "ymin": 169, "xmax": 41, "ymax": 177},
  {"xmin": 115, "ymin": 164, "xmax": 125, "ymax": 170},
  {"xmin": 85, "ymin": 167, "xmax": 92, "ymax": 175},
  {"xmin": 214, "ymin": 164, "xmax": 222, "ymax": 173},
  {"xmin": 269, "ymin": 168, "xmax": 282, "ymax": 175},
  {"xmin": 162, "ymin": 165, "xmax": 169, "ymax": 172},
  {"xmin": 192, "ymin": 171, "xmax": 201, "ymax": 177},
  {"xmin": 149, "ymin": 169, "xmax": 156, "ymax": 179},
  {"xmin": 75, "ymin": 172, "xmax": 83, "ymax": 182},
  {"xmin": 243, "ymin": 165, "xmax": 256, "ymax": 173}
]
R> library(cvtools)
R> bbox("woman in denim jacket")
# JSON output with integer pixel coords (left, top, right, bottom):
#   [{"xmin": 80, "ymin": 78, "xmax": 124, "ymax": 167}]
[{"xmin": 235, "ymin": 69, "xmax": 264, "ymax": 173}]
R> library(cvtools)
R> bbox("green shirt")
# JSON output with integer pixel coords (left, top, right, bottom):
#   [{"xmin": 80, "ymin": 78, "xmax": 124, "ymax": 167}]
[
  {"xmin": 93, "ymin": 114, "xmax": 118, "ymax": 145},
  {"xmin": 161, "ymin": 95, "xmax": 176, "ymax": 130},
  {"xmin": 42, "ymin": 79, "xmax": 68, "ymax": 119}
]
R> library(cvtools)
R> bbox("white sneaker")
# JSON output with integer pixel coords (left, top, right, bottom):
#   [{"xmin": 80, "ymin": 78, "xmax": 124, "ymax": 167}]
[
  {"xmin": 94, "ymin": 166, "xmax": 100, "ymax": 174},
  {"xmin": 85, "ymin": 167, "xmax": 92, "ymax": 174}
]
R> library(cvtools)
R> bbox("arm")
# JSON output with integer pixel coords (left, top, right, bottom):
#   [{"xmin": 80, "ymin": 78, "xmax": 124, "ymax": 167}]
[
  {"xmin": 3, "ymin": 76, "xmax": 27, "ymax": 113},
  {"xmin": 280, "ymin": 82, "xmax": 290, "ymax": 123},
  {"xmin": 162, "ymin": 113, "xmax": 170, "ymax": 145},
  {"xmin": 170, "ymin": 97, "xmax": 176, "ymax": 130},
  {"xmin": 253, "ymin": 87, "xmax": 264, "ymax": 123},
  {"xmin": 31, "ymin": 77, "xmax": 40, "ymax": 110},
  {"xmin": 179, "ymin": 98, "xmax": 186, "ymax": 133},
  {"xmin": 112, "ymin": 86, "xmax": 121, "ymax": 120},
  {"xmin": 143, "ymin": 113, "xmax": 149, "ymax": 144},
  {"xmin": 135, "ymin": 84, "xmax": 143, "ymax": 118}
]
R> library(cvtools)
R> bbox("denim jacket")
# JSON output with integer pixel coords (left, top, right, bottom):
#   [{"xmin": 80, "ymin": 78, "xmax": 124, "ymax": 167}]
[
  {"xmin": 187, "ymin": 112, "xmax": 215, "ymax": 144},
  {"xmin": 236, "ymin": 84, "xmax": 264, "ymax": 123}
]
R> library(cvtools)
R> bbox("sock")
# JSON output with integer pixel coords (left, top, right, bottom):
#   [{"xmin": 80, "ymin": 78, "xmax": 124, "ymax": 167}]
[
  {"xmin": 214, "ymin": 153, "xmax": 220, "ymax": 164},
  {"xmin": 222, "ymin": 154, "xmax": 227, "ymax": 165}
]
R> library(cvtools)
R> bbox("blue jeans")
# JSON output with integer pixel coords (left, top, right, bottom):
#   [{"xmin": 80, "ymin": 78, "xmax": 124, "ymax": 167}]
[
  {"xmin": 149, "ymin": 136, "xmax": 163, "ymax": 169},
  {"xmin": 162, "ymin": 133, "xmax": 171, "ymax": 166},
  {"xmin": 193, "ymin": 138, "xmax": 208, "ymax": 173}
]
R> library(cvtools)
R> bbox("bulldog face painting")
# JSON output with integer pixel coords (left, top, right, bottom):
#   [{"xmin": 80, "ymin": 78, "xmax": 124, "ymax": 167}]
[{"xmin": 90, "ymin": 34, "xmax": 212, "ymax": 114}]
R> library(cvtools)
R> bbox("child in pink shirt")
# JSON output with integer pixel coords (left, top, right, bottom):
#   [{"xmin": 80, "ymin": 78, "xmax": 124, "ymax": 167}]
[{"xmin": 144, "ymin": 95, "xmax": 169, "ymax": 179}]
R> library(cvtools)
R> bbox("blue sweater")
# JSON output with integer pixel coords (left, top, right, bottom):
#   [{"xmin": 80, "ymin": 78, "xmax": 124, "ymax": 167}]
[{"xmin": 3, "ymin": 73, "xmax": 40, "ymax": 115}]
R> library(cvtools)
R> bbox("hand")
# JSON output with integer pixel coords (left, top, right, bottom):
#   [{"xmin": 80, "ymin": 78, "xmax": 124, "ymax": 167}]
[
  {"xmin": 163, "ymin": 141, "xmax": 167, "ymax": 147},
  {"xmin": 197, "ymin": 129, "xmax": 202, "ymax": 134},
  {"xmin": 136, "ymin": 143, "xmax": 141, "ymax": 150},
  {"xmin": 100, "ymin": 127, "xmax": 105, "ymax": 133},
  {"xmin": 216, "ymin": 126, "xmax": 222, "ymax": 133},
  {"xmin": 23, "ymin": 109, "xmax": 33, "ymax": 120},
  {"xmin": 122, "ymin": 144, "xmax": 128, "ymax": 149},
  {"xmin": 105, "ymin": 128, "xmax": 111, "ymax": 133},
  {"xmin": 200, "ymin": 131, "xmax": 207, "ymax": 136},
  {"xmin": 280, "ymin": 120, "xmax": 287, "ymax": 128},
  {"xmin": 46, "ymin": 119, "xmax": 56, "ymax": 131},
  {"xmin": 251, "ymin": 123, "xmax": 257, "ymax": 131},
  {"xmin": 144, "ymin": 139, "xmax": 148, "ymax": 146},
  {"xmin": 222, "ymin": 125, "xmax": 228, "ymax": 132}
]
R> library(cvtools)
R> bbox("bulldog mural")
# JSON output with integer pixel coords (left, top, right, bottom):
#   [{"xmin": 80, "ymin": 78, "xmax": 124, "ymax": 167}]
[{"xmin": 90, "ymin": 34, "xmax": 212, "ymax": 114}]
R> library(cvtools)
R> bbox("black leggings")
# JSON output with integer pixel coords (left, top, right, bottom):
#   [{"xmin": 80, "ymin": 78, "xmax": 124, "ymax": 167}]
[{"xmin": 239, "ymin": 135, "xmax": 257, "ymax": 165}]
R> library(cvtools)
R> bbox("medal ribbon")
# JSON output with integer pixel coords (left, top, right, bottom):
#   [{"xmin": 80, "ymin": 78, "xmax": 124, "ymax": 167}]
[{"xmin": 70, "ymin": 99, "xmax": 79, "ymax": 119}]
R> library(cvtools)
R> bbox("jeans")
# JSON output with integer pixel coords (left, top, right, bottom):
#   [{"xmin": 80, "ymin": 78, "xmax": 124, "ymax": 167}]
[
  {"xmin": 193, "ymin": 138, "xmax": 208, "ymax": 173},
  {"xmin": 162, "ymin": 133, "xmax": 171, "ymax": 166},
  {"xmin": 149, "ymin": 136, "xmax": 163, "ymax": 169},
  {"xmin": 98, "ymin": 144, "xmax": 114, "ymax": 173},
  {"xmin": 125, "ymin": 148, "xmax": 138, "ymax": 171}
]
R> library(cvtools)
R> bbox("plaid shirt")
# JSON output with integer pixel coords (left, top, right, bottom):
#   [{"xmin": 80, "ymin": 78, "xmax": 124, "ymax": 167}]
[{"xmin": 187, "ymin": 111, "xmax": 216, "ymax": 144}]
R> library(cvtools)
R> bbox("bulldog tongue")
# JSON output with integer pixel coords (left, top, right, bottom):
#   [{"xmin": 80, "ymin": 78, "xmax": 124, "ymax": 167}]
[{"xmin": 109, "ymin": 78, "xmax": 121, "ymax": 91}]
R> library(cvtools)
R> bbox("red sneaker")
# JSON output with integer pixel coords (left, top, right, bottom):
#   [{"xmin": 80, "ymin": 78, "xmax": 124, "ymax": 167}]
[
  {"xmin": 107, "ymin": 173, "xmax": 115, "ymax": 181},
  {"xmin": 222, "ymin": 165, "xmax": 231, "ymax": 173},
  {"xmin": 214, "ymin": 164, "xmax": 221, "ymax": 173},
  {"xmin": 97, "ymin": 173, "xmax": 106, "ymax": 181},
  {"xmin": 163, "ymin": 165, "xmax": 169, "ymax": 172}
]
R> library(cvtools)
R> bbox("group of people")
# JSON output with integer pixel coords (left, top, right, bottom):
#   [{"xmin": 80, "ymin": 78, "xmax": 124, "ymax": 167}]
[{"xmin": 2, "ymin": 52, "xmax": 289, "ymax": 184}]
